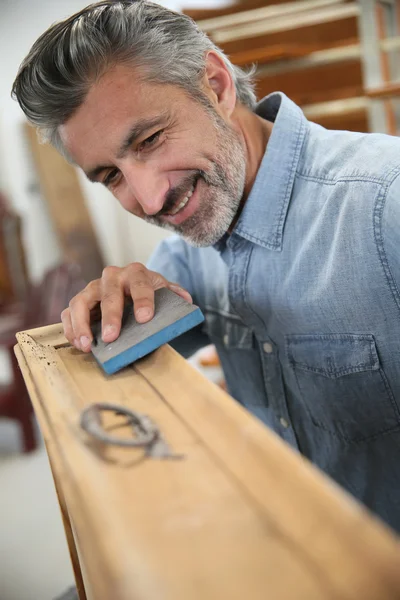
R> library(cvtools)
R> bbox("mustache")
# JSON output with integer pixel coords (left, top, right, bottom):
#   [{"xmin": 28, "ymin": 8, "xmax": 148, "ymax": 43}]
[{"xmin": 156, "ymin": 172, "xmax": 203, "ymax": 217}]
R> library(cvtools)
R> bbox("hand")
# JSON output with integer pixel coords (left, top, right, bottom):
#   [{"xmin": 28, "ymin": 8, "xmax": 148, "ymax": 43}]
[{"xmin": 61, "ymin": 263, "xmax": 192, "ymax": 352}]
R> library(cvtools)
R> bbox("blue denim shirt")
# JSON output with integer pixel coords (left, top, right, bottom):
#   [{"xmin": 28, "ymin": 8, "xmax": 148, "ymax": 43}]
[{"xmin": 148, "ymin": 92, "xmax": 400, "ymax": 531}]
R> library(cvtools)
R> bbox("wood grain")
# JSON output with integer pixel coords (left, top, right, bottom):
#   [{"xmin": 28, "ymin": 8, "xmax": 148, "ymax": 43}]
[
  {"xmin": 211, "ymin": 4, "xmax": 359, "ymax": 45},
  {"xmin": 14, "ymin": 344, "xmax": 88, "ymax": 600},
  {"xmin": 256, "ymin": 60, "xmax": 363, "ymax": 107},
  {"xmin": 220, "ymin": 16, "xmax": 358, "ymax": 56},
  {"xmin": 15, "ymin": 324, "xmax": 400, "ymax": 600},
  {"xmin": 196, "ymin": 0, "xmax": 347, "ymax": 33},
  {"xmin": 183, "ymin": 0, "xmax": 313, "ymax": 22}
]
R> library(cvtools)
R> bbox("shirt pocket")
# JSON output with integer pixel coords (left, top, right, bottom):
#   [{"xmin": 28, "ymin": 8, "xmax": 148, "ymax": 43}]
[{"xmin": 286, "ymin": 333, "xmax": 400, "ymax": 442}]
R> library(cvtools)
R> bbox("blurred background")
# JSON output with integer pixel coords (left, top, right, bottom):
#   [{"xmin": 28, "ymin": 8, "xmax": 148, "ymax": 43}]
[{"xmin": 1, "ymin": 0, "xmax": 400, "ymax": 598}]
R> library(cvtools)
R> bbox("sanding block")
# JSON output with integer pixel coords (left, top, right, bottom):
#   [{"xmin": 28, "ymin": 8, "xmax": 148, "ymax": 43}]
[{"xmin": 90, "ymin": 287, "xmax": 204, "ymax": 375}]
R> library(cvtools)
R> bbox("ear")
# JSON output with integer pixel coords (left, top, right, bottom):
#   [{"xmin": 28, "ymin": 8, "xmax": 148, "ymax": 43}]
[{"xmin": 203, "ymin": 50, "xmax": 236, "ymax": 117}]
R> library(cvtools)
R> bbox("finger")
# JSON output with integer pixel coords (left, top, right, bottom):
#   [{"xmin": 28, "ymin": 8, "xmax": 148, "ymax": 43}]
[
  {"xmin": 69, "ymin": 280, "xmax": 101, "ymax": 352},
  {"xmin": 61, "ymin": 308, "xmax": 76, "ymax": 348},
  {"xmin": 125, "ymin": 264, "xmax": 158, "ymax": 323},
  {"xmin": 167, "ymin": 282, "xmax": 193, "ymax": 304},
  {"xmin": 100, "ymin": 266, "xmax": 125, "ymax": 342},
  {"xmin": 145, "ymin": 269, "xmax": 192, "ymax": 304}
]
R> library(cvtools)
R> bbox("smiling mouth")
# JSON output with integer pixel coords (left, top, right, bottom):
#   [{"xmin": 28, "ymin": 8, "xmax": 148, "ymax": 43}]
[{"xmin": 166, "ymin": 182, "xmax": 196, "ymax": 216}]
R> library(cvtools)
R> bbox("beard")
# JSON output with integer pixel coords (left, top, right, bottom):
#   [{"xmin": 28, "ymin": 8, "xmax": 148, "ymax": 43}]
[{"xmin": 144, "ymin": 107, "xmax": 247, "ymax": 247}]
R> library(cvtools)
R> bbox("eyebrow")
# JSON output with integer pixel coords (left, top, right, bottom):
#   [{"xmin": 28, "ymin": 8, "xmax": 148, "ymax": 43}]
[{"xmin": 84, "ymin": 114, "xmax": 168, "ymax": 183}]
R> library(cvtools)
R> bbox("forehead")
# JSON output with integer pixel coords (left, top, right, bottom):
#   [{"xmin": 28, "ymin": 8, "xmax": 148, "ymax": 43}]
[{"xmin": 59, "ymin": 64, "xmax": 184, "ymax": 162}]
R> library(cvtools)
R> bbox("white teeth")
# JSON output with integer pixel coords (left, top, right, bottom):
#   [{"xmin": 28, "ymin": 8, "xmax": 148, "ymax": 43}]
[{"xmin": 169, "ymin": 183, "xmax": 195, "ymax": 216}]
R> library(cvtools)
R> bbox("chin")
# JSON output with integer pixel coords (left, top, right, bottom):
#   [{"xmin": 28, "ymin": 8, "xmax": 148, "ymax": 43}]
[{"xmin": 180, "ymin": 225, "xmax": 228, "ymax": 248}]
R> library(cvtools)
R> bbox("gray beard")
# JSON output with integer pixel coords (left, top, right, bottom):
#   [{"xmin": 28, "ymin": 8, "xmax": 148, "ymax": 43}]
[{"xmin": 144, "ymin": 116, "xmax": 246, "ymax": 247}]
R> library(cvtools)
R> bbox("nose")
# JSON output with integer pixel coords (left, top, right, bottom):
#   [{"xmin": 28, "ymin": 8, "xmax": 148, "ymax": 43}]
[{"xmin": 123, "ymin": 162, "xmax": 169, "ymax": 216}]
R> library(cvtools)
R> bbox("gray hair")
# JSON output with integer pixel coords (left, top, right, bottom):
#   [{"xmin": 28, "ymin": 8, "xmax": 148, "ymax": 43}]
[{"xmin": 12, "ymin": 0, "xmax": 257, "ymax": 155}]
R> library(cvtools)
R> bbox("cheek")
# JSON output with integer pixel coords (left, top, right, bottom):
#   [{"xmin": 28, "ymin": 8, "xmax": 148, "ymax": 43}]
[
  {"xmin": 115, "ymin": 188, "xmax": 144, "ymax": 217},
  {"xmin": 163, "ymin": 125, "xmax": 218, "ymax": 168}
]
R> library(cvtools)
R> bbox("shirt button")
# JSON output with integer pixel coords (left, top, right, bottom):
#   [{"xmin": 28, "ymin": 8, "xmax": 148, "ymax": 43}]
[
  {"xmin": 223, "ymin": 334, "xmax": 229, "ymax": 346},
  {"xmin": 280, "ymin": 417, "xmax": 289, "ymax": 428},
  {"xmin": 263, "ymin": 342, "xmax": 273, "ymax": 354}
]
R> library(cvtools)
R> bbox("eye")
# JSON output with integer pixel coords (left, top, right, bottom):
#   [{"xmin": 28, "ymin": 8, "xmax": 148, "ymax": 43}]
[
  {"xmin": 103, "ymin": 169, "xmax": 120, "ymax": 188},
  {"xmin": 138, "ymin": 130, "xmax": 163, "ymax": 152}
]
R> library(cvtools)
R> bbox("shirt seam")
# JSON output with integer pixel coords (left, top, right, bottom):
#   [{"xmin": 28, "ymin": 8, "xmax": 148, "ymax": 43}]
[
  {"xmin": 296, "ymin": 172, "xmax": 392, "ymax": 185},
  {"xmin": 374, "ymin": 166, "xmax": 400, "ymax": 319}
]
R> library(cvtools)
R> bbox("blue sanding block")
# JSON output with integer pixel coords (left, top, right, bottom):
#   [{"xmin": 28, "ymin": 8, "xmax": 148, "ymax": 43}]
[{"xmin": 90, "ymin": 288, "xmax": 204, "ymax": 375}]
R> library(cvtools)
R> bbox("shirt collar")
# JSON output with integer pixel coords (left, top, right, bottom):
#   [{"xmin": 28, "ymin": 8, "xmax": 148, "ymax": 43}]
[{"xmin": 218, "ymin": 92, "xmax": 307, "ymax": 252}]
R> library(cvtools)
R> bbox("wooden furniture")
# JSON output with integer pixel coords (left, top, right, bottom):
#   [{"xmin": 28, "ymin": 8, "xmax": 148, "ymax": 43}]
[
  {"xmin": 0, "ymin": 312, "xmax": 35, "ymax": 452},
  {"xmin": 0, "ymin": 192, "xmax": 28, "ymax": 307},
  {"xmin": 185, "ymin": 0, "xmax": 400, "ymax": 135},
  {"xmin": 15, "ymin": 323, "xmax": 400, "ymax": 599},
  {"xmin": 0, "ymin": 264, "xmax": 85, "ymax": 452}
]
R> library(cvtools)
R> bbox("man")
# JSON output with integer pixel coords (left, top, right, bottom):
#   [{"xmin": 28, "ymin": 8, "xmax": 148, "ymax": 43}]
[{"xmin": 13, "ymin": 0, "xmax": 400, "ymax": 532}]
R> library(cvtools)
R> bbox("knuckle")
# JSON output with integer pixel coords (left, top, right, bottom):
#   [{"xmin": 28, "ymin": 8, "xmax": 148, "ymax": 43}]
[
  {"xmin": 84, "ymin": 279, "xmax": 100, "ymax": 294},
  {"xmin": 68, "ymin": 295, "xmax": 80, "ymax": 309},
  {"xmin": 102, "ymin": 265, "xmax": 120, "ymax": 279},
  {"xmin": 127, "ymin": 262, "xmax": 146, "ymax": 274}
]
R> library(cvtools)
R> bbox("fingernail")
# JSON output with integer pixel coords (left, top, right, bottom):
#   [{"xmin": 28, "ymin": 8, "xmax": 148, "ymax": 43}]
[
  {"xmin": 103, "ymin": 324, "xmax": 116, "ymax": 340},
  {"xmin": 74, "ymin": 338, "xmax": 81, "ymax": 350},
  {"xmin": 136, "ymin": 308, "xmax": 152, "ymax": 321},
  {"xmin": 80, "ymin": 336, "xmax": 90, "ymax": 349}
]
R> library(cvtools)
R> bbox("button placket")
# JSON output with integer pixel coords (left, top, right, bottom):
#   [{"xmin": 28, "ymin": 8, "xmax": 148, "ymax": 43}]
[
  {"xmin": 257, "ymin": 336, "xmax": 298, "ymax": 448},
  {"xmin": 224, "ymin": 239, "xmax": 298, "ymax": 449},
  {"xmin": 280, "ymin": 417, "xmax": 289, "ymax": 428}
]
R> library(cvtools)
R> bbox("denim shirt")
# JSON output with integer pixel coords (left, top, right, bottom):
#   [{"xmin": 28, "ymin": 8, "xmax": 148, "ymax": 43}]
[{"xmin": 147, "ymin": 92, "xmax": 400, "ymax": 532}]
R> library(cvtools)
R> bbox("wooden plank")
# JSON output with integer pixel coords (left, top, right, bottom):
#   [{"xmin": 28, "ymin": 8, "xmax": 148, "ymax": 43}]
[
  {"xmin": 13, "ymin": 344, "xmax": 88, "ymax": 600},
  {"xmin": 15, "ymin": 323, "xmax": 400, "ymax": 600},
  {"xmin": 303, "ymin": 96, "xmax": 368, "ymax": 119},
  {"xmin": 197, "ymin": 0, "xmax": 348, "ymax": 33},
  {"xmin": 256, "ymin": 60, "xmax": 363, "ymax": 107},
  {"xmin": 366, "ymin": 82, "xmax": 400, "ymax": 99},
  {"xmin": 183, "ymin": 0, "xmax": 294, "ymax": 21},
  {"xmin": 303, "ymin": 97, "xmax": 368, "ymax": 131},
  {"xmin": 221, "ymin": 16, "xmax": 358, "ymax": 56},
  {"xmin": 313, "ymin": 109, "xmax": 368, "ymax": 132},
  {"xmin": 376, "ymin": 4, "xmax": 397, "ymax": 136},
  {"xmin": 254, "ymin": 36, "xmax": 400, "ymax": 76},
  {"xmin": 211, "ymin": 4, "xmax": 360, "ymax": 45},
  {"xmin": 230, "ymin": 43, "xmax": 317, "ymax": 67},
  {"xmin": 25, "ymin": 125, "xmax": 104, "ymax": 284}
]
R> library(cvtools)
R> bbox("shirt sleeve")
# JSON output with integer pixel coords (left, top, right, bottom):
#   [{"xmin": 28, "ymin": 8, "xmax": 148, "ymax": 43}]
[
  {"xmin": 382, "ymin": 174, "xmax": 400, "ymax": 312},
  {"xmin": 146, "ymin": 235, "xmax": 211, "ymax": 357}
]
